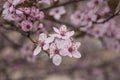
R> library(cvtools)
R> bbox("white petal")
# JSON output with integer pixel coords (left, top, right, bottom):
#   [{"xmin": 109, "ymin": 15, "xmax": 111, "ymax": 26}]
[
  {"xmin": 39, "ymin": 33, "xmax": 47, "ymax": 41},
  {"xmin": 13, "ymin": 0, "xmax": 20, "ymax": 5},
  {"xmin": 52, "ymin": 54, "xmax": 62, "ymax": 66},
  {"xmin": 74, "ymin": 42, "xmax": 81, "ymax": 48},
  {"xmin": 73, "ymin": 51, "xmax": 81, "ymax": 58},
  {"xmin": 43, "ymin": 43, "xmax": 49, "ymax": 50},
  {"xmin": 60, "ymin": 25, "xmax": 67, "ymax": 31},
  {"xmin": 66, "ymin": 31, "xmax": 75, "ymax": 38},
  {"xmin": 53, "ymin": 27, "xmax": 60, "ymax": 33},
  {"xmin": 54, "ymin": 15, "xmax": 61, "ymax": 20},
  {"xmin": 45, "ymin": 37, "xmax": 54, "ymax": 43},
  {"xmin": 33, "ymin": 46, "xmax": 41, "ymax": 56},
  {"xmin": 60, "ymin": 50, "xmax": 68, "ymax": 56}
]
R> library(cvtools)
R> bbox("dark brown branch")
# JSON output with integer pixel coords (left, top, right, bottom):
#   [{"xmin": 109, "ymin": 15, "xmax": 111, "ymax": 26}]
[{"xmin": 94, "ymin": 10, "xmax": 120, "ymax": 24}]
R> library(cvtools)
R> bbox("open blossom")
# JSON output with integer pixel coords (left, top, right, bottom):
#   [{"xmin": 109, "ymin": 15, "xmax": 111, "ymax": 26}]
[
  {"xmin": 30, "ymin": 7, "xmax": 44, "ymax": 20},
  {"xmin": 103, "ymin": 37, "xmax": 120, "ymax": 53},
  {"xmin": 49, "ymin": 6, "xmax": 66, "ymax": 20},
  {"xmin": 33, "ymin": 33, "xmax": 54, "ymax": 56},
  {"xmin": 20, "ymin": 20, "xmax": 33, "ymax": 32},
  {"xmin": 80, "ymin": 10, "xmax": 97, "ymax": 31},
  {"xmin": 87, "ymin": 23, "xmax": 109, "ymax": 38},
  {"xmin": 61, "ymin": 39, "xmax": 81, "ymax": 58},
  {"xmin": 51, "ymin": 25, "xmax": 74, "ymax": 39},
  {"xmin": 87, "ymin": 0, "xmax": 104, "ymax": 8},
  {"xmin": 32, "ymin": 25, "xmax": 81, "ymax": 66},
  {"xmin": 20, "ymin": 43, "xmax": 36, "ymax": 62},
  {"xmin": 70, "ymin": 11, "xmax": 84, "ymax": 26}
]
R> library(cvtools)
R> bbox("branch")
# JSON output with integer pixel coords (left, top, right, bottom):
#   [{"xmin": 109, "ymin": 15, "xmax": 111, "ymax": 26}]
[
  {"xmin": 40, "ymin": 0, "xmax": 87, "ymax": 11},
  {"xmin": 94, "ymin": 10, "xmax": 120, "ymax": 24},
  {"xmin": 44, "ymin": 18, "xmax": 75, "ymax": 30},
  {"xmin": 0, "ymin": 31, "xmax": 20, "ymax": 48}
]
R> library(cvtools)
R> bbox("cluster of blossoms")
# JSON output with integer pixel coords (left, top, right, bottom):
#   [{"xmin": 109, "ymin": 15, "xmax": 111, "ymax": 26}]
[
  {"xmin": 70, "ymin": 0, "xmax": 120, "ymax": 53},
  {"xmin": 70, "ymin": 0, "xmax": 110, "ymax": 31},
  {"xmin": 2, "ymin": 0, "xmax": 81, "ymax": 66},
  {"xmin": 33, "ymin": 25, "xmax": 81, "ymax": 66},
  {"xmin": 2, "ymin": 0, "xmax": 45, "ymax": 32}
]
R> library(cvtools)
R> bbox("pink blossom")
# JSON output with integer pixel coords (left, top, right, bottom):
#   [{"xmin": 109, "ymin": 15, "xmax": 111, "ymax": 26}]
[
  {"xmin": 70, "ymin": 11, "xmax": 84, "ymax": 26},
  {"xmin": 20, "ymin": 20, "xmax": 33, "ymax": 32},
  {"xmin": 3, "ymin": 0, "xmax": 13, "ymax": 10},
  {"xmin": 20, "ymin": 43, "xmax": 35, "ymax": 62},
  {"xmin": 87, "ymin": 23, "xmax": 109, "ymax": 38},
  {"xmin": 33, "ymin": 33, "xmax": 54, "ymax": 56},
  {"xmin": 49, "ymin": 42, "xmax": 62, "ymax": 66},
  {"xmin": 80, "ymin": 10, "xmax": 97, "ymax": 31},
  {"xmin": 61, "ymin": 39, "xmax": 81, "ymax": 58},
  {"xmin": 49, "ymin": 6, "xmax": 66, "ymax": 20},
  {"xmin": 87, "ymin": 0, "xmax": 104, "ymax": 8},
  {"xmin": 103, "ymin": 37, "xmax": 120, "ymax": 53},
  {"xmin": 22, "ymin": 7, "xmax": 31, "ymax": 14},
  {"xmin": 51, "ymin": 25, "xmax": 74, "ymax": 39},
  {"xmin": 30, "ymin": 7, "xmax": 44, "ymax": 20},
  {"xmin": 2, "ymin": 9, "xmax": 15, "ymax": 21}
]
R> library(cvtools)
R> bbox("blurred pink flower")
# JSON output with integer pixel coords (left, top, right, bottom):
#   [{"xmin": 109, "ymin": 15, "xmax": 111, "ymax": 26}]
[
  {"xmin": 103, "ymin": 37, "xmax": 120, "ymax": 53},
  {"xmin": 49, "ymin": 6, "xmax": 66, "ymax": 20},
  {"xmin": 80, "ymin": 10, "xmax": 97, "ymax": 31},
  {"xmin": 20, "ymin": 20, "xmax": 33, "ymax": 32},
  {"xmin": 87, "ymin": 23, "xmax": 109, "ymax": 38},
  {"xmin": 30, "ymin": 7, "xmax": 44, "ymax": 20},
  {"xmin": 87, "ymin": 0, "xmax": 104, "ymax": 8},
  {"xmin": 70, "ymin": 11, "xmax": 84, "ymax": 26}
]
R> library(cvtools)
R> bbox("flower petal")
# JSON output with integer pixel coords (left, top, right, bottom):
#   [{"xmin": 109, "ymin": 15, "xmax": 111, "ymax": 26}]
[
  {"xmin": 74, "ymin": 42, "xmax": 81, "ymax": 48},
  {"xmin": 45, "ymin": 36, "xmax": 54, "ymax": 43},
  {"xmin": 59, "ymin": 50, "xmax": 68, "ymax": 56},
  {"xmin": 39, "ymin": 33, "xmax": 47, "ymax": 41},
  {"xmin": 33, "ymin": 46, "xmax": 41, "ymax": 56},
  {"xmin": 73, "ymin": 51, "xmax": 81, "ymax": 58},
  {"xmin": 60, "ymin": 25, "xmax": 67, "ymax": 31},
  {"xmin": 53, "ymin": 27, "xmax": 60, "ymax": 33},
  {"xmin": 43, "ymin": 43, "xmax": 49, "ymax": 50},
  {"xmin": 52, "ymin": 54, "xmax": 62, "ymax": 66}
]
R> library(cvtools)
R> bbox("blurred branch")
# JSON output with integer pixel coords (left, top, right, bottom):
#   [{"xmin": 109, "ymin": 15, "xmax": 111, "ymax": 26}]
[
  {"xmin": 94, "ymin": 10, "xmax": 120, "ymax": 24},
  {"xmin": 0, "ymin": 31, "xmax": 20, "ymax": 48},
  {"xmin": 40, "ymin": 0, "xmax": 87, "ymax": 11},
  {"xmin": 0, "ymin": 22, "xmax": 37, "ymax": 46},
  {"xmin": 44, "ymin": 18, "xmax": 75, "ymax": 29}
]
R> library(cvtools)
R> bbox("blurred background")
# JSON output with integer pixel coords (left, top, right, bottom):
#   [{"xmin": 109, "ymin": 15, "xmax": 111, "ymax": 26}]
[{"xmin": 0, "ymin": 0, "xmax": 120, "ymax": 80}]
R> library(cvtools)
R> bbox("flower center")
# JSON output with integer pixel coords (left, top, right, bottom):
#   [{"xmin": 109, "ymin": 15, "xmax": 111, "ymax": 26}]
[
  {"xmin": 40, "ymin": 42, "xmax": 44, "ymax": 47},
  {"xmin": 60, "ymin": 31, "xmax": 66, "ymax": 36},
  {"xmin": 76, "ymin": 15, "xmax": 81, "ymax": 19},
  {"xmin": 55, "ymin": 9, "xmax": 59, "ymax": 13},
  {"xmin": 26, "ymin": 25, "xmax": 30, "ymax": 29},
  {"xmin": 54, "ymin": 49, "xmax": 59, "ymax": 54},
  {"xmin": 87, "ymin": 17, "xmax": 91, "ymax": 21},
  {"xmin": 94, "ymin": 1, "xmax": 99, "ymax": 5},
  {"xmin": 68, "ymin": 47, "xmax": 74, "ymax": 53}
]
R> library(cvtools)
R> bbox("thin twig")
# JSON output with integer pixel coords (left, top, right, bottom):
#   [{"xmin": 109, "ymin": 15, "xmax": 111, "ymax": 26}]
[{"xmin": 94, "ymin": 10, "xmax": 120, "ymax": 24}]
